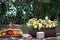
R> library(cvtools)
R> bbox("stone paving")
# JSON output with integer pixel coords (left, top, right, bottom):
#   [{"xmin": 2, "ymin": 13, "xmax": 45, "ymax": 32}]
[{"xmin": 0, "ymin": 36, "xmax": 60, "ymax": 40}]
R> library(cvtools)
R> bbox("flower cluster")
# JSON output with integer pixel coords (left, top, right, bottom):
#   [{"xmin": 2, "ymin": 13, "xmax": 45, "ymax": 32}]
[{"xmin": 26, "ymin": 16, "xmax": 57, "ymax": 30}]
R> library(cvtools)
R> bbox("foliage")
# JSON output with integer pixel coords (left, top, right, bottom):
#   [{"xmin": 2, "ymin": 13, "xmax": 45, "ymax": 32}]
[{"xmin": 0, "ymin": 0, "xmax": 60, "ymax": 24}]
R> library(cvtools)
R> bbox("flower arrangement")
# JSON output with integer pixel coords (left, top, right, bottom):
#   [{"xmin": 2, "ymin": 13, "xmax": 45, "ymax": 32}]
[{"xmin": 26, "ymin": 16, "xmax": 57, "ymax": 30}]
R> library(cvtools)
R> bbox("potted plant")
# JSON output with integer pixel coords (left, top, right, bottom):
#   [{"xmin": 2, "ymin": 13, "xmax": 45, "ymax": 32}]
[{"xmin": 26, "ymin": 16, "xmax": 57, "ymax": 38}]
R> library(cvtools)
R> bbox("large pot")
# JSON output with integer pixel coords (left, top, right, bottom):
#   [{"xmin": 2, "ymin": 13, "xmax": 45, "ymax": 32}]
[{"xmin": 29, "ymin": 28, "xmax": 56, "ymax": 38}]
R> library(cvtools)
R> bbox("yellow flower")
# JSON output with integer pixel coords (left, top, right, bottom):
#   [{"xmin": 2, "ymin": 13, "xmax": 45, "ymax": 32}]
[
  {"xmin": 33, "ymin": 21, "xmax": 36, "ymax": 26},
  {"xmin": 43, "ymin": 22, "xmax": 47, "ymax": 25},
  {"xmin": 48, "ymin": 24, "xmax": 52, "ymax": 28},
  {"xmin": 52, "ymin": 22, "xmax": 56, "ymax": 27},
  {"xmin": 41, "ymin": 20, "xmax": 45, "ymax": 23},
  {"xmin": 48, "ymin": 21, "xmax": 56, "ymax": 28},
  {"xmin": 26, "ymin": 17, "xmax": 57, "ymax": 30},
  {"xmin": 46, "ymin": 24, "xmax": 49, "ymax": 28},
  {"xmin": 48, "ymin": 20, "xmax": 52, "ymax": 24},
  {"xmin": 48, "ymin": 23, "xmax": 52, "ymax": 28},
  {"xmin": 38, "ymin": 23, "xmax": 43, "ymax": 30},
  {"xmin": 33, "ymin": 21, "xmax": 39, "ymax": 26}
]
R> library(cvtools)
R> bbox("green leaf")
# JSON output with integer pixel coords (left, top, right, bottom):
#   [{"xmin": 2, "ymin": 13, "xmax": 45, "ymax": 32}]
[{"xmin": 12, "ymin": 0, "xmax": 16, "ymax": 3}]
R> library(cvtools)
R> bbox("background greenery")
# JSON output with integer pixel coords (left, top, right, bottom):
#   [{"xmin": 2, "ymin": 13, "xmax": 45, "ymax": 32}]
[{"xmin": 0, "ymin": 0, "xmax": 60, "ymax": 26}]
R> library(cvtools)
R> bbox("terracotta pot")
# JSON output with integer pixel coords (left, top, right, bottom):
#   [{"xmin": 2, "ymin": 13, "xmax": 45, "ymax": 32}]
[{"xmin": 29, "ymin": 28, "xmax": 56, "ymax": 38}]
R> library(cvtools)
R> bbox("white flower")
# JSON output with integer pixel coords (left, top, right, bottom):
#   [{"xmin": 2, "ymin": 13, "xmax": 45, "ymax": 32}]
[
  {"xmin": 26, "ymin": 23, "xmax": 31, "ymax": 27},
  {"xmin": 39, "ymin": 19, "xmax": 42, "ymax": 21},
  {"xmin": 34, "ymin": 25, "xmax": 37, "ymax": 28},
  {"xmin": 41, "ymin": 20, "xmax": 45, "ymax": 24},
  {"xmin": 45, "ymin": 16, "xmax": 49, "ymax": 20}
]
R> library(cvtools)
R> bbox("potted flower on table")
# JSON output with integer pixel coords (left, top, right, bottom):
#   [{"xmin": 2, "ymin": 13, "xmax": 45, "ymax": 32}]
[{"xmin": 26, "ymin": 16, "xmax": 57, "ymax": 38}]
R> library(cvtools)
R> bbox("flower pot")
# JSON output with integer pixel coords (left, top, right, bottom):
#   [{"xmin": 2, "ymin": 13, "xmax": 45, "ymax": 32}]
[
  {"xmin": 43, "ymin": 28, "xmax": 56, "ymax": 38},
  {"xmin": 29, "ymin": 28, "xmax": 56, "ymax": 38}
]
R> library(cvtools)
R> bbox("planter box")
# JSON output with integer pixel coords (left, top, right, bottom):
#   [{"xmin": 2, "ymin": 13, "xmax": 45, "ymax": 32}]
[{"xmin": 29, "ymin": 28, "xmax": 56, "ymax": 38}]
